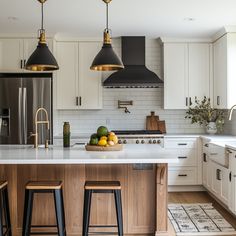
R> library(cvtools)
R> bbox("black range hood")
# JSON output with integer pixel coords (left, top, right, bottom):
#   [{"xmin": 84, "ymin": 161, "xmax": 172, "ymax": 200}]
[{"xmin": 103, "ymin": 36, "xmax": 163, "ymax": 88}]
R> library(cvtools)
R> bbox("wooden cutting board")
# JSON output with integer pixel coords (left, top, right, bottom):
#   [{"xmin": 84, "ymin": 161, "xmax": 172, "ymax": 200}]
[
  {"xmin": 158, "ymin": 120, "xmax": 166, "ymax": 134},
  {"xmin": 85, "ymin": 144, "xmax": 123, "ymax": 151},
  {"xmin": 146, "ymin": 111, "xmax": 166, "ymax": 133},
  {"xmin": 146, "ymin": 111, "xmax": 159, "ymax": 130}
]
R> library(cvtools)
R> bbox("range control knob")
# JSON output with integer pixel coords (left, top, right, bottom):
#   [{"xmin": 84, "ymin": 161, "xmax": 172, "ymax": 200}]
[
  {"xmin": 157, "ymin": 140, "xmax": 161, "ymax": 144},
  {"xmin": 123, "ymin": 140, "xmax": 127, "ymax": 144},
  {"xmin": 149, "ymin": 140, "xmax": 152, "ymax": 144},
  {"xmin": 153, "ymin": 140, "xmax": 157, "ymax": 144},
  {"xmin": 141, "ymin": 140, "xmax": 145, "ymax": 144},
  {"xmin": 136, "ymin": 140, "xmax": 140, "ymax": 144},
  {"xmin": 118, "ymin": 140, "xmax": 122, "ymax": 144}
]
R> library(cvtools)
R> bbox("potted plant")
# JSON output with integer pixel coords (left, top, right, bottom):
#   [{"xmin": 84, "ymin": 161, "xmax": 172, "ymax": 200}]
[{"xmin": 185, "ymin": 97, "xmax": 225, "ymax": 134}]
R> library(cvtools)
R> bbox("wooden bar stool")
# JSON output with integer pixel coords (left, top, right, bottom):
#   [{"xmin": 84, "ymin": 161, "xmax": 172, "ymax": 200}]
[
  {"xmin": 0, "ymin": 181, "xmax": 11, "ymax": 236},
  {"xmin": 82, "ymin": 181, "xmax": 123, "ymax": 236},
  {"xmin": 22, "ymin": 181, "xmax": 66, "ymax": 236}
]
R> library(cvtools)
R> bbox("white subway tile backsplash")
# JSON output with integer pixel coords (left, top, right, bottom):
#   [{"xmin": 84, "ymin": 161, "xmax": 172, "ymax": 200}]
[{"xmin": 53, "ymin": 38, "xmax": 205, "ymax": 136}]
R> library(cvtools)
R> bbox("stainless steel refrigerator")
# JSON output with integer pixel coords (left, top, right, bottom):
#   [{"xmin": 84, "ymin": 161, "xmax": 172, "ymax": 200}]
[{"xmin": 0, "ymin": 73, "xmax": 53, "ymax": 144}]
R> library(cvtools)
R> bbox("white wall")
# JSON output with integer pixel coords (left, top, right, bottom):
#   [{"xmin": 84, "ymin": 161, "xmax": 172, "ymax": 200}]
[{"xmin": 53, "ymin": 38, "xmax": 205, "ymax": 136}]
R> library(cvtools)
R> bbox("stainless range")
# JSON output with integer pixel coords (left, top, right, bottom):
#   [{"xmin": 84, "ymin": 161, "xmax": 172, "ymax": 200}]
[{"xmin": 112, "ymin": 130, "xmax": 164, "ymax": 147}]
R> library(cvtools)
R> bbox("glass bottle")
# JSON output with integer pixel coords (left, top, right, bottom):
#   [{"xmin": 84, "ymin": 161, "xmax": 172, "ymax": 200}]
[{"xmin": 63, "ymin": 122, "xmax": 70, "ymax": 147}]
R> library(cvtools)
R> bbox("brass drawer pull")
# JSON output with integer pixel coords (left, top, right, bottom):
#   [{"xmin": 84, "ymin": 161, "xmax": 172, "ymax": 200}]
[{"xmin": 178, "ymin": 174, "xmax": 187, "ymax": 177}]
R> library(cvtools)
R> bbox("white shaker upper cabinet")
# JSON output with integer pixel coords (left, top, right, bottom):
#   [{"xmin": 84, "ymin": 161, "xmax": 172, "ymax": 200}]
[
  {"xmin": 0, "ymin": 38, "xmax": 53, "ymax": 72},
  {"xmin": 78, "ymin": 42, "xmax": 102, "ymax": 110},
  {"xmin": 164, "ymin": 43, "xmax": 188, "ymax": 109},
  {"xmin": 213, "ymin": 33, "xmax": 236, "ymax": 109},
  {"xmin": 188, "ymin": 43, "xmax": 211, "ymax": 104},
  {"xmin": 56, "ymin": 42, "xmax": 79, "ymax": 110},
  {"xmin": 163, "ymin": 42, "xmax": 211, "ymax": 109},
  {"xmin": 0, "ymin": 38, "xmax": 23, "ymax": 71},
  {"xmin": 56, "ymin": 41, "xmax": 103, "ymax": 110}
]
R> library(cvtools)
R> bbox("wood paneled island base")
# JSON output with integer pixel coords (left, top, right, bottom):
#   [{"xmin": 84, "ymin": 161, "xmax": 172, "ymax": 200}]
[{"xmin": 0, "ymin": 164, "xmax": 169, "ymax": 235}]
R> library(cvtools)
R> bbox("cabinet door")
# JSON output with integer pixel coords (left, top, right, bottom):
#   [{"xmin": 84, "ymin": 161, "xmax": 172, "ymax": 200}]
[
  {"xmin": 213, "ymin": 35, "xmax": 227, "ymax": 108},
  {"xmin": 78, "ymin": 42, "xmax": 103, "ymax": 109},
  {"xmin": 188, "ymin": 44, "xmax": 211, "ymax": 103},
  {"xmin": 229, "ymin": 152, "xmax": 236, "ymax": 214},
  {"xmin": 0, "ymin": 38, "xmax": 23, "ymax": 71},
  {"xmin": 56, "ymin": 42, "xmax": 78, "ymax": 109},
  {"xmin": 211, "ymin": 162, "xmax": 221, "ymax": 197},
  {"xmin": 164, "ymin": 43, "xmax": 188, "ymax": 109},
  {"xmin": 206, "ymin": 159, "xmax": 212, "ymax": 190},
  {"xmin": 220, "ymin": 166, "xmax": 229, "ymax": 205},
  {"xmin": 202, "ymin": 153, "xmax": 208, "ymax": 188}
]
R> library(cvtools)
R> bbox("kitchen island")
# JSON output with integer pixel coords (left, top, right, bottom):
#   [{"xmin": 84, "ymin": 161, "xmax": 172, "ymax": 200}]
[{"xmin": 0, "ymin": 144, "xmax": 178, "ymax": 236}]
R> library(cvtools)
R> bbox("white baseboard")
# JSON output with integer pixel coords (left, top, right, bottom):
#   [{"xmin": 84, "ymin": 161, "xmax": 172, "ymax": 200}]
[{"xmin": 168, "ymin": 185, "xmax": 206, "ymax": 192}]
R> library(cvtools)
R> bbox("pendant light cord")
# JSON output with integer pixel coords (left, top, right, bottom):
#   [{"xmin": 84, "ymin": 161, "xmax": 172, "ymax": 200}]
[
  {"xmin": 41, "ymin": 2, "xmax": 44, "ymax": 31},
  {"xmin": 106, "ymin": 2, "xmax": 108, "ymax": 31}
]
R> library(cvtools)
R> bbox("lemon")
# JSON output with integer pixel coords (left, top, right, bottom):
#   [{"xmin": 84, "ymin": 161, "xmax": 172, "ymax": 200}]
[
  {"xmin": 108, "ymin": 135, "xmax": 118, "ymax": 144},
  {"xmin": 98, "ymin": 139, "xmax": 107, "ymax": 146},
  {"xmin": 100, "ymin": 136, "xmax": 108, "ymax": 140},
  {"xmin": 108, "ymin": 132, "xmax": 115, "ymax": 136}
]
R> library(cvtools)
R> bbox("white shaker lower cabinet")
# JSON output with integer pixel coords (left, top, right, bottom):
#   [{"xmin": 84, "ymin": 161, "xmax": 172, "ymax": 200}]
[
  {"xmin": 202, "ymin": 141, "xmax": 230, "ymax": 207},
  {"xmin": 202, "ymin": 143, "xmax": 212, "ymax": 190},
  {"xmin": 56, "ymin": 41, "xmax": 102, "ymax": 110},
  {"xmin": 228, "ymin": 150, "xmax": 236, "ymax": 215},
  {"xmin": 211, "ymin": 161, "xmax": 229, "ymax": 205},
  {"xmin": 165, "ymin": 137, "xmax": 199, "ymax": 185},
  {"xmin": 162, "ymin": 40, "xmax": 212, "ymax": 109}
]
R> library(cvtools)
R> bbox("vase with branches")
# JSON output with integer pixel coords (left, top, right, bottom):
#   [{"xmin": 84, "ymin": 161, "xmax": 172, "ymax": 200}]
[{"xmin": 185, "ymin": 97, "xmax": 225, "ymax": 134}]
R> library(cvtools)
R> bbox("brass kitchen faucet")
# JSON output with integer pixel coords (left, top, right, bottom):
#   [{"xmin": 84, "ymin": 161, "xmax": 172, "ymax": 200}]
[
  {"xmin": 229, "ymin": 104, "xmax": 236, "ymax": 120},
  {"xmin": 30, "ymin": 108, "xmax": 50, "ymax": 148}
]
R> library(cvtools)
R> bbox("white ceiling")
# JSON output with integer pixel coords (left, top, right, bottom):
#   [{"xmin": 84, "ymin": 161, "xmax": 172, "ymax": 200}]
[{"xmin": 1, "ymin": 0, "xmax": 236, "ymax": 38}]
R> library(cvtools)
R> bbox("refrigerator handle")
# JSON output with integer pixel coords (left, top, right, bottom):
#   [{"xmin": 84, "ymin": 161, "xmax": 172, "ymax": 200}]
[
  {"xmin": 18, "ymin": 88, "xmax": 22, "ymax": 144},
  {"xmin": 22, "ymin": 87, "xmax": 27, "ymax": 144}
]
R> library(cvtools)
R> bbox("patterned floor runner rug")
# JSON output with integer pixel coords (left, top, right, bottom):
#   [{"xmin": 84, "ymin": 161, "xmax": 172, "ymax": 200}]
[{"xmin": 168, "ymin": 203, "xmax": 236, "ymax": 236}]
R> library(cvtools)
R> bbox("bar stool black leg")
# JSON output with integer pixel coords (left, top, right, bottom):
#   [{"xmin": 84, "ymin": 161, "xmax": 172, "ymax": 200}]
[
  {"xmin": 54, "ymin": 189, "xmax": 66, "ymax": 236},
  {"xmin": 114, "ymin": 190, "xmax": 123, "ymax": 236},
  {"xmin": 22, "ymin": 190, "xmax": 34, "ymax": 236},
  {"xmin": 60, "ymin": 189, "xmax": 66, "ymax": 235},
  {"xmin": 82, "ymin": 190, "xmax": 92, "ymax": 236},
  {"xmin": 0, "ymin": 190, "xmax": 4, "ymax": 236},
  {"xmin": 2, "ymin": 188, "xmax": 12, "ymax": 236}
]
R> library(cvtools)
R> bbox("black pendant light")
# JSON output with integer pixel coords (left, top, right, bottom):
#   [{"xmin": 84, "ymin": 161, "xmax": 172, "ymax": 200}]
[
  {"xmin": 90, "ymin": 0, "xmax": 124, "ymax": 71},
  {"xmin": 25, "ymin": 0, "xmax": 59, "ymax": 71}
]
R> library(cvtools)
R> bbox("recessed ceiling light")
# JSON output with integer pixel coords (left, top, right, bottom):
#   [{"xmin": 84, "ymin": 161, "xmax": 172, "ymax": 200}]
[
  {"xmin": 184, "ymin": 17, "xmax": 195, "ymax": 22},
  {"xmin": 7, "ymin": 16, "xmax": 19, "ymax": 21}
]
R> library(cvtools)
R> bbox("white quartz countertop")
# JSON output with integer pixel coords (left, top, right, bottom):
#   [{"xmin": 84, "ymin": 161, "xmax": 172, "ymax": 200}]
[{"xmin": 0, "ymin": 144, "xmax": 178, "ymax": 165}]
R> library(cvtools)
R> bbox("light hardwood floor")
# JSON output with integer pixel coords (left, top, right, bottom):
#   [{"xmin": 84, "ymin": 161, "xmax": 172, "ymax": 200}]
[{"xmin": 167, "ymin": 191, "xmax": 236, "ymax": 236}]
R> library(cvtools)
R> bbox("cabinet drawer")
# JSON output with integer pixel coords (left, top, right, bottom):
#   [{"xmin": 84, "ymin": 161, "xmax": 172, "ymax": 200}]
[
  {"xmin": 164, "ymin": 138, "xmax": 196, "ymax": 149},
  {"xmin": 168, "ymin": 167, "xmax": 197, "ymax": 185},
  {"xmin": 168, "ymin": 149, "xmax": 197, "ymax": 167}
]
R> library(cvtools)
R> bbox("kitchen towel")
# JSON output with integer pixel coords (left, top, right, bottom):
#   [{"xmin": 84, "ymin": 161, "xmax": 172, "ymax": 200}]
[{"xmin": 168, "ymin": 203, "xmax": 236, "ymax": 236}]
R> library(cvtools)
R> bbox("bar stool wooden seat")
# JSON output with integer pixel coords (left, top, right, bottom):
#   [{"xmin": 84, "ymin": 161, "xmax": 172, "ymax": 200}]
[
  {"xmin": 0, "ymin": 181, "xmax": 11, "ymax": 236},
  {"xmin": 22, "ymin": 181, "xmax": 66, "ymax": 236},
  {"xmin": 82, "ymin": 181, "xmax": 123, "ymax": 236}
]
